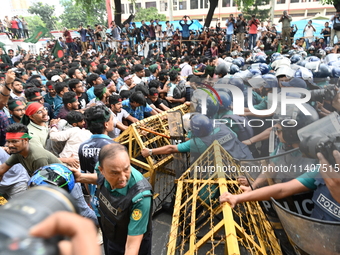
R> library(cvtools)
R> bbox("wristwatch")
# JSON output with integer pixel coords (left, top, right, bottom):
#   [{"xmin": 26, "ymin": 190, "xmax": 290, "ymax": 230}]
[{"xmin": 148, "ymin": 149, "xmax": 153, "ymax": 156}]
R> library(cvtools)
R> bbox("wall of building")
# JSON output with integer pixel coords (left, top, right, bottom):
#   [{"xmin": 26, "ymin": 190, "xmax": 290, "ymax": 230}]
[{"xmin": 117, "ymin": 0, "xmax": 335, "ymax": 25}]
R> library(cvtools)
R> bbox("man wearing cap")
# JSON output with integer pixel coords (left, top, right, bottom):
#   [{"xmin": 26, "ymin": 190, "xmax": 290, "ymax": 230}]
[
  {"xmin": 8, "ymin": 99, "xmax": 25, "ymax": 124},
  {"xmin": 56, "ymin": 91, "xmax": 80, "ymax": 120},
  {"xmin": 87, "ymin": 61, "xmax": 98, "ymax": 76},
  {"xmin": 107, "ymin": 95, "xmax": 138, "ymax": 138},
  {"xmin": 0, "ymin": 123, "xmax": 98, "ymax": 224},
  {"xmin": 21, "ymin": 102, "xmax": 49, "ymax": 148},
  {"xmin": 148, "ymin": 64, "xmax": 160, "ymax": 81},
  {"xmin": 280, "ymin": 77, "xmax": 307, "ymax": 89}
]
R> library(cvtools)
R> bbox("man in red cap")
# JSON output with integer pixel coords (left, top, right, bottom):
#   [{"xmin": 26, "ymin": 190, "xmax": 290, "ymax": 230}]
[{"xmin": 21, "ymin": 102, "xmax": 49, "ymax": 148}]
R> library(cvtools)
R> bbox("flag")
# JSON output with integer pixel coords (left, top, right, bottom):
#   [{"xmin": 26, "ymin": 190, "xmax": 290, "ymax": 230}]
[
  {"xmin": 0, "ymin": 42, "xmax": 6, "ymax": 54},
  {"xmin": 277, "ymin": 42, "xmax": 281, "ymax": 53},
  {"xmin": 24, "ymin": 26, "xmax": 49, "ymax": 44},
  {"xmin": 51, "ymin": 41, "xmax": 64, "ymax": 61}
]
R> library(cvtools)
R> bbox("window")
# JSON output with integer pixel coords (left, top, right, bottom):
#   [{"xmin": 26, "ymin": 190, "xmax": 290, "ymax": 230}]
[
  {"xmin": 160, "ymin": 1, "xmax": 167, "ymax": 11},
  {"xmin": 121, "ymin": 4, "xmax": 125, "ymax": 14},
  {"xmin": 173, "ymin": 0, "xmax": 178, "ymax": 10},
  {"xmin": 191, "ymin": 0, "xmax": 198, "ymax": 9},
  {"xmin": 223, "ymin": 0, "xmax": 231, "ymax": 7},
  {"xmin": 145, "ymin": 1, "xmax": 157, "ymax": 8},
  {"xmin": 129, "ymin": 3, "xmax": 134, "ymax": 13},
  {"xmin": 232, "ymin": 0, "xmax": 237, "ymax": 6},
  {"xmin": 136, "ymin": 3, "xmax": 141, "ymax": 9},
  {"xmin": 179, "ymin": 0, "xmax": 187, "ymax": 10},
  {"xmin": 291, "ymin": 0, "xmax": 299, "ymax": 3},
  {"xmin": 200, "ymin": 0, "xmax": 208, "ymax": 8},
  {"xmin": 276, "ymin": 0, "xmax": 285, "ymax": 3}
]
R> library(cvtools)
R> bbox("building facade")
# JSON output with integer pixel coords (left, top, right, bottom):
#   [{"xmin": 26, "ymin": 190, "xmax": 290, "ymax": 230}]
[{"xmin": 117, "ymin": 0, "xmax": 335, "ymax": 24}]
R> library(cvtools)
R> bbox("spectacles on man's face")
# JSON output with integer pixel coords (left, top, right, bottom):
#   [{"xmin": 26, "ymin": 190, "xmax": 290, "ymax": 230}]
[{"xmin": 35, "ymin": 107, "xmax": 48, "ymax": 115}]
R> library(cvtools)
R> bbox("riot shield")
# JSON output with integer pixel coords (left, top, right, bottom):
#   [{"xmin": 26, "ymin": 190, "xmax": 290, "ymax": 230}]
[
  {"xmin": 272, "ymin": 198, "xmax": 340, "ymax": 255},
  {"xmin": 239, "ymin": 148, "xmax": 318, "ymax": 255}
]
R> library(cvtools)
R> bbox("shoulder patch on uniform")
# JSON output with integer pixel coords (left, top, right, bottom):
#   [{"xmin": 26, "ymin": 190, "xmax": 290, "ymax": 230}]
[{"xmin": 132, "ymin": 209, "xmax": 142, "ymax": 221}]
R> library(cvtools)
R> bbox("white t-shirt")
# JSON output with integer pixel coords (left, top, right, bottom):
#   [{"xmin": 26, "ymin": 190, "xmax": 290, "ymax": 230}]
[{"xmin": 109, "ymin": 109, "xmax": 130, "ymax": 138}]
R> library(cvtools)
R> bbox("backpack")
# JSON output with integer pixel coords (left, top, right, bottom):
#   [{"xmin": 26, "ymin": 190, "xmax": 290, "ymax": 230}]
[
  {"xmin": 221, "ymin": 114, "xmax": 254, "ymax": 142},
  {"xmin": 173, "ymin": 80, "xmax": 186, "ymax": 99}
]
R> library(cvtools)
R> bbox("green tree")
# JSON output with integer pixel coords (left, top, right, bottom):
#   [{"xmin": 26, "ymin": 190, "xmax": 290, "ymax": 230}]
[
  {"xmin": 60, "ymin": 0, "xmax": 107, "ymax": 29},
  {"xmin": 74, "ymin": 0, "xmax": 124, "ymax": 27},
  {"xmin": 23, "ymin": 16, "xmax": 45, "ymax": 32},
  {"xmin": 28, "ymin": 2, "xmax": 59, "ymax": 31},
  {"xmin": 134, "ymin": 7, "xmax": 166, "ymax": 22},
  {"xmin": 321, "ymin": 0, "xmax": 340, "ymax": 11},
  {"xmin": 237, "ymin": 0, "xmax": 271, "ymax": 22}
]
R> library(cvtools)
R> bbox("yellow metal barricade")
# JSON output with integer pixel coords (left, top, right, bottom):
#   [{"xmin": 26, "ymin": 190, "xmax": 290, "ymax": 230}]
[{"xmin": 167, "ymin": 141, "xmax": 281, "ymax": 255}]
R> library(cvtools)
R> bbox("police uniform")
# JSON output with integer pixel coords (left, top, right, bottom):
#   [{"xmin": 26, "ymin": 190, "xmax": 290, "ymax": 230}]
[
  {"xmin": 297, "ymin": 170, "xmax": 340, "ymax": 222},
  {"xmin": 96, "ymin": 166, "xmax": 153, "ymax": 255},
  {"xmin": 177, "ymin": 125, "xmax": 253, "ymax": 160}
]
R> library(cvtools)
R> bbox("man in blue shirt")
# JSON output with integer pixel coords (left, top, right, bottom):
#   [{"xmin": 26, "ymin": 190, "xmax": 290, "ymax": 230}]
[
  {"xmin": 225, "ymin": 14, "xmax": 235, "ymax": 53},
  {"xmin": 122, "ymin": 92, "xmax": 157, "ymax": 121},
  {"xmin": 179, "ymin": 15, "xmax": 193, "ymax": 49}
]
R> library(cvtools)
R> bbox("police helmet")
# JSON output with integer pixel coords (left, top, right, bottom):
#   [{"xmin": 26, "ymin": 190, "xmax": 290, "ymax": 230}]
[
  {"xmin": 316, "ymin": 49, "xmax": 326, "ymax": 59},
  {"xmin": 259, "ymin": 63, "xmax": 269, "ymax": 74},
  {"xmin": 232, "ymin": 59, "xmax": 242, "ymax": 68},
  {"xmin": 229, "ymin": 64, "xmax": 240, "ymax": 74},
  {"xmin": 218, "ymin": 91, "xmax": 232, "ymax": 110},
  {"xmin": 236, "ymin": 57, "xmax": 245, "ymax": 67},
  {"xmin": 254, "ymin": 54, "xmax": 267, "ymax": 63},
  {"xmin": 307, "ymin": 56, "xmax": 320, "ymax": 62},
  {"xmin": 332, "ymin": 67, "xmax": 340, "ymax": 78},
  {"xmin": 28, "ymin": 164, "xmax": 75, "ymax": 193},
  {"xmin": 313, "ymin": 63, "xmax": 331, "ymax": 78},
  {"xmin": 191, "ymin": 89, "xmax": 219, "ymax": 118},
  {"xmin": 308, "ymin": 45, "xmax": 315, "ymax": 51},
  {"xmin": 215, "ymin": 62, "xmax": 228, "ymax": 77},
  {"xmin": 271, "ymin": 53, "xmax": 282, "ymax": 62},
  {"xmin": 288, "ymin": 49, "xmax": 296, "ymax": 57},
  {"xmin": 295, "ymin": 67, "xmax": 313, "ymax": 82},
  {"xmin": 290, "ymin": 54, "xmax": 302, "ymax": 64},
  {"xmin": 297, "ymin": 60, "xmax": 307, "ymax": 67},
  {"xmin": 190, "ymin": 114, "xmax": 213, "ymax": 137},
  {"xmin": 249, "ymin": 68, "xmax": 262, "ymax": 76},
  {"xmin": 262, "ymin": 74, "xmax": 278, "ymax": 88},
  {"xmin": 229, "ymin": 77, "xmax": 245, "ymax": 91},
  {"xmin": 275, "ymin": 104, "xmax": 319, "ymax": 144}
]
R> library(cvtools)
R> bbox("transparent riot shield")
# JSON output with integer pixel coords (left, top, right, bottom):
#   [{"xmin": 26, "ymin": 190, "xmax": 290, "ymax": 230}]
[
  {"xmin": 272, "ymin": 198, "xmax": 340, "ymax": 255},
  {"xmin": 239, "ymin": 148, "xmax": 318, "ymax": 255}
]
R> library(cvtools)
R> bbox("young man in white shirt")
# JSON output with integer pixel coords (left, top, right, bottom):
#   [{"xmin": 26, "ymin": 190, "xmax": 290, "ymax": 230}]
[{"xmin": 107, "ymin": 95, "xmax": 138, "ymax": 138}]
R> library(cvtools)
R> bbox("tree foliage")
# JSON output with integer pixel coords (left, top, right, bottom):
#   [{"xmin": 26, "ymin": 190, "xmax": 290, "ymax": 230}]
[
  {"xmin": 134, "ymin": 7, "xmax": 166, "ymax": 22},
  {"xmin": 237, "ymin": 0, "xmax": 271, "ymax": 22},
  {"xmin": 60, "ymin": 0, "xmax": 107, "ymax": 29},
  {"xmin": 28, "ymin": 2, "xmax": 58, "ymax": 31},
  {"xmin": 23, "ymin": 16, "xmax": 45, "ymax": 32}
]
